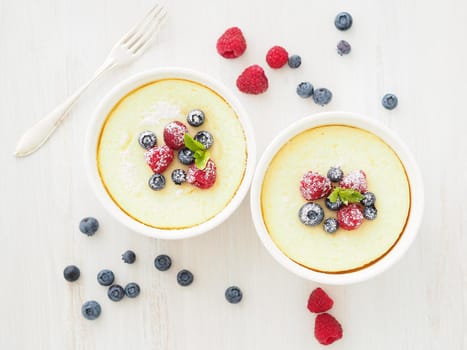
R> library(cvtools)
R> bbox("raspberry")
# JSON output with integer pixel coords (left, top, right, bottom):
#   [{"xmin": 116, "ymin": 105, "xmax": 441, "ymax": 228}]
[
  {"xmin": 314, "ymin": 313, "xmax": 343, "ymax": 345},
  {"xmin": 300, "ymin": 171, "xmax": 332, "ymax": 201},
  {"xmin": 186, "ymin": 159, "xmax": 217, "ymax": 189},
  {"xmin": 236, "ymin": 65, "xmax": 269, "ymax": 94},
  {"xmin": 216, "ymin": 27, "xmax": 247, "ymax": 59},
  {"xmin": 307, "ymin": 288, "xmax": 334, "ymax": 313},
  {"xmin": 144, "ymin": 145, "xmax": 174, "ymax": 174},
  {"xmin": 163, "ymin": 121, "xmax": 188, "ymax": 150},
  {"xmin": 266, "ymin": 46, "xmax": 288, "ymax": 68},
  {"xmin": 337, "ymin": 203, "xmax": 364, "ymax": 230},
  {"xmin": 339, "ymin": 170, "xmax": 367, "ymax": 193}
]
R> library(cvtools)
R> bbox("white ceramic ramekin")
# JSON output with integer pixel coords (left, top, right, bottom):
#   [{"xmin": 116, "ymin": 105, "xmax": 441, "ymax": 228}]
[
  {"xmin": 250, "ymin": 112, "xmax": 424, "ymax": 285},
  {"xmin": 85, "ymin": 68, "xmax": 256, "ymax": 239}
]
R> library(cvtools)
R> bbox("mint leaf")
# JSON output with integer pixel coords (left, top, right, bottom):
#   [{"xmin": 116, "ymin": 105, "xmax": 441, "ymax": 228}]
[
  {"xmin": 327, "ymin": 187, "xmax": 364, "ymax": 205},
  {"xmin": 195, "ymin": 151, "xmax": 210, "ymax": 170},
  {"xmin": 328, "ymin": 188, "xmax": 340, "ymax": 203},
  {"xmin": 184, "ymin": 134, "xmax": 210, "ymax": 169},
  {"xmin": 184, "ymin": 133, "xmax": 205, "ymax": 153}
]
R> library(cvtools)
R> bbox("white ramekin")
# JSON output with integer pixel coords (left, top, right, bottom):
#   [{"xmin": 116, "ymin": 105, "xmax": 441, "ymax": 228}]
[
  {"xmin": 85, "ymin": 68, "xmax": 256, "ymax": 239},
  {"xmin": 250, "ymin": 112, "xmax": 424, "ymax": 285}
]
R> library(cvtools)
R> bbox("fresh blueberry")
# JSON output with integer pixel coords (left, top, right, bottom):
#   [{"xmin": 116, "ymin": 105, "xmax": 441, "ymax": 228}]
[
  {"xmin": 124, "ymin": 282, "xmax": 140, "ymax": 298},
  {"xmin": 79, "ymin": 217, "xmax": 99, "ymax": 236},
  {"xmin": 177, "ymin": 269, "xmax": 194, "ymax": 286},
  {"xmin": 63, "ymin": 265, "xmax": 80, "ymax": 282},
  {"xmin": 335, "ymin": 12, "xmax": 353, "ymax": 31},
  {"xmin": 97, "ymin": 269, "xmax": 115, "ymax": 286},
  {"xmin": 122, "ymin": 250, "xmax": 136, "ymax": 264},
  {"xmin": 108, "ymin": 285, "xmax": 125, "ymax": 302},
  {"xmin": 337, "ymin": 40, "xmax": 351, "ymax": 56},
  {"xmin": 178, "ymin": 148, "xmax": 195, "ymax": 165},
  {"xmin": 382, "ymin": 93, "xmax": 398, "ymax": 110},
  {"xmin": 313, "ymin": 88, "xmax": 332, "ymax": 106},
  {"xmin": 361, "ymin": 192, "xmax": 376, "ymax": 207},
  {"xmin": 154, "ymin": 254, "xmax": 172, "ymax": 271},
  {"xmin": 323, "ymin": 217, "xmax": 339, "ymax": 233},
  {"xmin": 296, "ymin": 82, "xmax": 314, "ymax": 98},
  {"xmin": 81, "ymin": 300, "xmax": 101, "ymax": 320},
  {"xmin": 148, "ymin": 174, "xmax": 166, "ymax": 191},
  {"xmin": 298, "ymin": 202, "xmax": 325, "ymax": 226},
  {"xmin": 171, "ymin": 169, "xmax": 187, "ymax": 185},
  {"xmin": 194, "ymin": 131, "xmax": 214, "ymax": 149},
  {"xmin": 325, "ymin": 197, "xmax": 343, "ymax": 211},
  {"xmin": 138, "ymin": 131, "xmax": 157, "ymax": 149},
  {"xmin": 363, "ymin": 206, "xmax": 378, "ymax": 220},
  {"xmin": 187, "ymin": 109, "xmax": 205, "ymax": 127},
  {"xmin": 288, "ymin": 55, "xmax": 302, "ymax": 68},
  {"xmin": 327, "ymin": 166, "xmax": 344, "ymax": 182},
  {"xmin": 225, "ymin": 286, "xmax": 243, "ymax": 304}
]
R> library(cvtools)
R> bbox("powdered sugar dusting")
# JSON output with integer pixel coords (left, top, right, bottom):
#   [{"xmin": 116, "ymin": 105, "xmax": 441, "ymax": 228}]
[
  {"xmin": 139, "ymin": 101, "xmax": 182, "ymax": 127},
  {"xmin": 339, "ymin": 170, "xmax": 367, "ymax": 193},
  {"xmin": 120, "ymin": 149, "xmax": 144, "ymax": 194},
  {"xmin": 300, "ymin": 171, "xmax": 332, "ymax": 201}
]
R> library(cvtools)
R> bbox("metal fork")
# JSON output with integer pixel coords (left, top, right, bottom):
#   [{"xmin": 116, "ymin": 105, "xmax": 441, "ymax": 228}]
[{"xmin": 15, "ymin": 4, "xmax": 167, "ymax": 157}]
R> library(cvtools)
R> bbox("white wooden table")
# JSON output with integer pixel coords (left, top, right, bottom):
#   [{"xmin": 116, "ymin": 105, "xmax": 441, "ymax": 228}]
[{"xmin": 1, "ymin": 0, "xmax": 465, "ymax": 349}]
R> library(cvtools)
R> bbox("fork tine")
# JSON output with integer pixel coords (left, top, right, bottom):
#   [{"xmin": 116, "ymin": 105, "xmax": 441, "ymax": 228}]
[
  {"xmin": 130, "ymin": 8, "xmax": 167, "ymax": 54},
  {"xmin": 119, "ymin": 3, "xmax": 162, "ymax": 45},
  {"xmin": 126, "ymin": 5, "xmax": 165, "ymax": 49}
]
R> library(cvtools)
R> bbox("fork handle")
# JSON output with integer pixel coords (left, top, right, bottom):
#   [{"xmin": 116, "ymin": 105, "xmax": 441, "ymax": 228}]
[{"xmin": 14, "ymin": 58, "xmax": 116, "ymax": 157}]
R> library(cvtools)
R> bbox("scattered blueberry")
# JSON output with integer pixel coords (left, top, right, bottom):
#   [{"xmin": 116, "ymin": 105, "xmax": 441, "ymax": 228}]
[
  {"xmin": 323, "ymin": 217, "xmax": 339, "ymax": 233},
  {"xmin": 298, "ymin": 202, "xmax": 325, "ymax": 226},
  {"xmin": 138, "ymin": 131, "xmax": 157, "ymax": 149},
  {"xmin": 171, "ymin": 169, "xmax": 187, "ymax": 185},
  {"xmin": 325, "ymin": 197, "xmax": 343, "ymax": 211},
  {"xmin": 63, "ymin": 265, "xmax": 80, "ymax": 282},
  {"xmin": 327, "ymin": 166, "xmax": 344, "ymax": 182},
  {"xmin": 81, "ymin": 300, "xmax": 101, "ymax": 320},
  {"xmin": 154, "ymin": 254, "xmax": 172, "ymax": 271},
  {"xmin": 124, "ymin": 282, "xmax": 140, "ymax": 298},
  {"xmin": 382, "ymin": 93, "xmax": 398, "ymax": 110},
  {"xmin": 177, "ymin": 269, "xmax": 194, "ymax": 286},
  {"xmin": 187, "ymin": 109, "xmax": 205, "ymax": 127},
  {"xmin": 296, "ymin": 82, "xmax": 314, "ymax": 98},
  {"xmin": 335, "ymin": 12, "xmax": 353, "ymax": 31},
  {"xmin": 148, "ymin": 174, "xmax": 166, "ymax": 191},
  {"xmin": 97, "ymin": 269, "xmax": 115, "ymax": 286},
  {"xmin": 361, "ymin": 192, "xmax": 376, "ymax": 207},
  {"xmin": 178, "ymin": 148, "xmax": 195, "ymax": 165},
  {"xmin": 313, "ymin": 88, "xmax": 333, "ymax": 106},
  {"xmin": 288, "ymin": 55, "xmax": 302, "ymax": 68},
  {"xmin": 363, "ymin": 206, "xmax": 378, "ymax": 220},
  {"xmin": 79, "ymin": 217, "xmax": 99, "ymax": 236},
  {"xmin": 108, "ymin": 285, "xmax": 125, "ymax": 302},
  {"xmin": 194, "ymin": 131, "xmax": 214, "ymax": 149},
  {"xmin": 122, "ymin": 250, "xmax": 136, "ymax": 264},
  {"xmin": 337, "ymin": 40, "xmax": 351, "ymax": 56},
  {"xmin": 225, "ymin": 286, "xmax": 243, "ymax": 304}
]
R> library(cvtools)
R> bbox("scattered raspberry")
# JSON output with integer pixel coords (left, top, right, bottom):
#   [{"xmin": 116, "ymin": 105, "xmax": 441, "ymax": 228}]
[
  {"xmin": 314, "ymin": 313, "xmax": 343, "ymax": 345},
  {"xmin": 236, "ymin": 65, "xmax": 269, "ymax": 94},
  {"xmin": 186, "ymin": 159, "xmax": 217, "ymax": 189},
  {"xmin": 307, "ymin": 288, "xmax": 334, "ymax": 313},
  {"xmin": 337, "ymin": 203, "xmax": 364, "ymax": 230},
  {"xmin": 216, "ymin": 27, "xmax": 247, "ymax": 59},
  {"xmin": 266, "ymin": 46, "xmax": 288, "ymax": 68},
  {"xmin": 144, "ymin": 145, "xmax": 174, "ymax": 174},
  {"xmin": 339, "ymin": 170, "xmax": 367, "ymax": 193},
  {"xmin": 300, "ymin": 171, "xmax": 332, "ymax": 201},
  {"xmin": 163, "ymin": 121, "xmax": 188, "ymax": 150}
]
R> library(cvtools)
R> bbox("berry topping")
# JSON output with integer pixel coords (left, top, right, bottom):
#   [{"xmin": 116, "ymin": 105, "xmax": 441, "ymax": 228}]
[
  {"xmin": 79, "ymin": 217, "xmax": 99, "ymax": 236},
  {"xmin": 382, "ymin": 93, "xmax": 398, "ymax": 110},
  {"xmin": 154, "ymin": 254, "xmax": 172, "ymax": 271},
  {"xmin": 187, "ymin": 109, "xmax": 205, "ymax": 127},
  {"xmin": 148, "ymin": 174, "xmax": 166, "ymax": 191},
  {"xmin": 236, "ymin": 65, "xmax": 269, "ymax": 94},
  {"xmin": 177, "ymin": 269, "xmax": 194, "ymax": 286},
  {"xmin": 300, "ymin": 172, "xmax": 332, "ymax": 201},
  {"xmin": 337, "ymin": 40, "xmax": 351, "ymax": 56},
  {"xmin": 122, "ymin": 250, "xmax": 136, "ymax": 264},
  {"xmin": 314, "ymin": 313, "xmax": 343, "ymax": 345},
  {"xmin": 216, "ymin": 27, "xmax": 247, "ymax": 59},
  {"xmin": 163, "ymin": 121, "xmax": 188, "ymax": 150},
  {"xmin": 171, "ymin": 169, "xmax": 187, "ymax": 185},
  {"xmin": 63, "ymin": 265, "xmax": 80, "ymax": 282},
  {"xmin": 296, "ymin": 82, "xmax": 314, "ymax": 98},
  {"xmin": 108, "ymin": 285, "xmax": 125, "ymax": 302},
  {"xmin": 97, "ymin": 269, "xmax": 115, "ymax": 286},
  {"xmin": 335, "ymin": 12, "xmax": 353, "ymax": 31},
  {"xmin": 313, "ymin": 88, "xmax": 333, "ymax": 106},
  {"xmin": 178, "ymin": 148, "xmax": 195, "ymax": 165},
  {"xmin": 186, "ymin": 159, "xmax": 217, "ymax": 189},
  {"xmin": 145, "ymin": 145, "xmax": 174, "ymax": 174},
  {"xmin": 339, "ymin": 170, "xmax": 367, "ymax": 193},
  {"xmin": 361, "ymin": 191, "xmax": 376, "ymax": 207},
  {"xmin": 298, "ymin": 202, "xmax": 325, "ymax": 226},
  {"xmin": 337, "ymin": 204, "xmax": 364, "ymax": 230},
  {"xmin": 327, "ymin": 166, "xmax": 344, "ymax": 182},
  {"xmin": 266, "ymin": 45, "xmax": 289, "ymax": 68},
  {"xmin": 325, "ymin": 197, "xmax": 343, "ymax": 211},
  {"xmin": 363, "ymin": 205, "xmax": 378, "ymax": 220},
  {"xmin": 138, "ymin": 130, "xmax": 157, "ymax": 149},
  {"xmin": 323, "ymin": 217, "xmax": 339, "ymax": 234},
  {"xmin": 81, "ymin": 300, "xmax": 101, "ymax": 320},
  {"xmin": 307, "ymin": 288, "xmax": 334, "ymax": 313},
  {"xmin": 288, "ymin": 54, "xmax": 302, "ymax": 68},
  {"xmin": 194, "ymin": 130, "xmax": 214, "ymax": 150},
  {"xmin": 124, "ymin": 282, "xmax": 140, "ymax": 298},
  {"xmin": 225, "ymin": 286, "xmax": 243, "ymax": 304}
]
